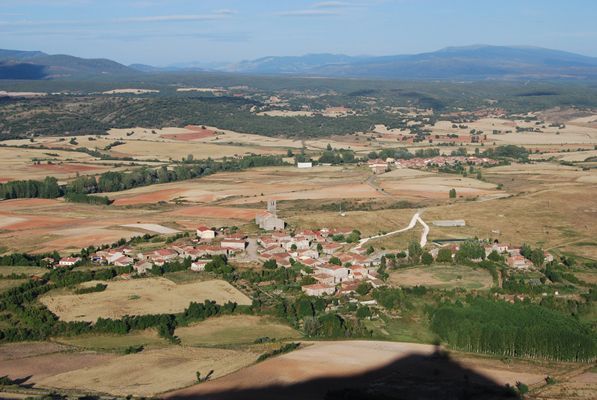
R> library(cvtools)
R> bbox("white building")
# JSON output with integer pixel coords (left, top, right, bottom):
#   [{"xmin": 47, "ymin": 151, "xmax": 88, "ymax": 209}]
[
  {"xmin": 196, "ymin": 225, "xmax": 216, "ymax": 241},
  {"xmin": 221, "ymin": 239, "xmax": 247, "ymax": 251},
  {"xmin": 191, "ymin": 259, "xmax": 211, "ymax": 272},
  {"xmin": 302, "ymin": 283, "xmax": 336, "ymax": 296},
  {"xmin": 58, "ymin": 257, "xmax": 81, "ymax": 267},
  {"xmin": 297, "ymin": 162, "xmax": 313, "ymax": 168}
]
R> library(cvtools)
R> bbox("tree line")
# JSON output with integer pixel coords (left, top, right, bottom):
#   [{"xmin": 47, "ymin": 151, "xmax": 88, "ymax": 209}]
[{"xmin": 0, "ymin": 154, "xmax": 285, "ymax": 201}]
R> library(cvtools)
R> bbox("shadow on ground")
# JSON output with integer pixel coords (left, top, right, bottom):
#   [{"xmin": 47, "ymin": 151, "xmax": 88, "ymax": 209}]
[{"xmin": 167, "ymin": 346, "xmax": 519, "ymax": 400}]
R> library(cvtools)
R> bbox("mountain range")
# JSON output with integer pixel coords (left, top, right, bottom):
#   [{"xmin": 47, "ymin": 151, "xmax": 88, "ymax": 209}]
[{"xmin": 2, "ymin": 45, "xmax": 597, "ymax": 81}]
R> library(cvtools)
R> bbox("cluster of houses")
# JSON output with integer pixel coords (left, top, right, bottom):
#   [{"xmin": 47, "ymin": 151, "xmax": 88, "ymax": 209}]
[
  {"xmin": 255, "ymin": 227, "xmax": 386, "ymax": 297},
  {"xmin": 368, "ymin": 156, "xmax": 499, "ymax": 174},
  {"xmin": 429, "ymin": 241, "xmax": 554, "ymax": 270},
  {"xmin": 61, "ymin": 225, "xmax": 251, "ymax": 274}
]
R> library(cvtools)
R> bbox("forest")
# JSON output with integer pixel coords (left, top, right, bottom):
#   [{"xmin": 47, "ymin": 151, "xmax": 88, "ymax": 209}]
[{"xmin": 431, "ymin": 298, "xmax": 596, "ymax": 362}]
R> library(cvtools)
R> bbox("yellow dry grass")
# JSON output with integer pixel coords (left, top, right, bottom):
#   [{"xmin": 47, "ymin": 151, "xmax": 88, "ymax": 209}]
[
  {"xmin": 40, "ymin": 278, "xmax": 252, "ymax": 322},
  {"xmin": 37, "ymin": 346, "xmax": 258, "ymax": 397},
  {"xmin": 176, "ymin": 315, "xmax": 300, "ymax": 346}
]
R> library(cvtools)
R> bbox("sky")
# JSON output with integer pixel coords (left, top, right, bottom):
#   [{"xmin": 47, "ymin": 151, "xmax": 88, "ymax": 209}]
[{"xmin": 1, "ymin": 0, "xmax": 596, "ymax": 66}]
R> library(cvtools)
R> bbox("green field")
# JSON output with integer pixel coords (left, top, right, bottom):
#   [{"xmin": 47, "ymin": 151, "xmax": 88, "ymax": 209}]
[
  {"xmin": 389, "ymin": 264, "xmax": 494, "ymax": 290},
  {"xmin": 176, "ymin": 315, "xmax": 301, "ymax": 347}
]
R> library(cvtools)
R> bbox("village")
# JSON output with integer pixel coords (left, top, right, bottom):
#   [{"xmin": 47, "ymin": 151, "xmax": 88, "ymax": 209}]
[
  {"xmin": 51, "ymin": 198, "xmax": 553, "ymax": 300},
  {"xmin": 367, "ymin": 155, "xmax": 499, "ymax": 174}
]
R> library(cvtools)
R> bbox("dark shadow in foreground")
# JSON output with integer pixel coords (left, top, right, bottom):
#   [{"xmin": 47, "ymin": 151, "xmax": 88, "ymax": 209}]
[{"xmin": 167, "ymin": 346, "xmax": 520, "ymax": 400}]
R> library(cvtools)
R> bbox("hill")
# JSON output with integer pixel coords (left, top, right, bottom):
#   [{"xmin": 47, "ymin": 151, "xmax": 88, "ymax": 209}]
[
  {"xmin": 0, "ymin": 49, "xmax": 138, "ymax": 80},
  {"xmin": 3, "ymin": 45, "xmax": 597, "ymax": 81},
  {"xmin": 223, "ymin": 45, "xmax": 597, "ymax": 80}
]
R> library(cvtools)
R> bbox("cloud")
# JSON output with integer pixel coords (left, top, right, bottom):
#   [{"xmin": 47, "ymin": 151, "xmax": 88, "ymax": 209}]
[
  {"xmin": 313, "ymin": 1, "xmax": 352, "ymax": 8},
  {"xmin": 118, "ymin": 14, "xmax": 226, "ymax": 23},
  {"xmin": 277, "ymin": 9, "xmax": 340, "ymax": 17}
]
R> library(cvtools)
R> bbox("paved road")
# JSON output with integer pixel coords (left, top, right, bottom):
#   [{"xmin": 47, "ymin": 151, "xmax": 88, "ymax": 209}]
[{"xmin": 357, "ymin": 211, "xmax": 429, "ymax": 249}]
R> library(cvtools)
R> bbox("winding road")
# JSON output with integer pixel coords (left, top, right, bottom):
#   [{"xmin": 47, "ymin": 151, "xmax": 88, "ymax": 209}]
[{"xmin": 357, "ymin": 210, "xmax": 429, "ymax": 249}]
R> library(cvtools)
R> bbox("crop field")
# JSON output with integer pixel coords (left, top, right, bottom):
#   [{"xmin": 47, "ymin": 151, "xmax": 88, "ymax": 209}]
[
  {"xmin": 176, "ymin": 315, "xmax": 300, "ymax": 346},
  {"xmin": 37, "ymin": 346, "xmax": 258, "ymax": 397},
  {"xmin": 0, "ymin": 265, "xmax": 47, "ymax": 276},
  {"xmin": 40, "ymin": 278, "xmax": 252, "ymax": 322},
  {"xmin": 165, "ymin": 340, "xmax": 557, "ymax": 399},
  {"xmin": 54, "ymin": 329, "xmax": 167, "ymax": 351},
  {"xmin": 389, "ymin": 265, "xmax": 494, "ymax": 290},
  {"xmin": 0, "ymin": 279, "xmax": 28, "ymax": 293}
]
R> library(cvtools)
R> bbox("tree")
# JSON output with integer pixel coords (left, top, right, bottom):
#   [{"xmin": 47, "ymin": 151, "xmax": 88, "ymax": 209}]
[
  {"xmin": 329, "ymin": 256, "xmax": 341, "ymax": 266},
  {"xmin": 356, "ymin": 306, "xmax": 371, "ymax": 319},
  {"xmin": 287, "ymin": 149, "xmax": 294, "ymax": 157},
  {"xmin": 263, "ymin": 259, "xmax": 278, "ymax": 270},
  {"xmin": 487, "ymin": 250, "xmax": 503, "ymax": 262},
  {"xmin": 366, "ymin": 246, "xmax": 374, "ymax": 255},
  {"xmin": 455, "ymin": 240, "xmax": 485, "ymax": 262},
  {"xmin": 356, "ymin": 281, "xmax": 371, "ymax": 296},
  {"xmin": 436, "ymin": 248, "xmax": 453, "ymax": 263},
  {"xmin": 530, "ymin": 249, "xmax": 545, "ymax": 267},
  {"xmin": 408, "ymin": 241, "xmax": 423, "ymax": 263},
  {"xmin": 421, "ymin": 252, "xmax": 433, "ymax": 265},
  {"xmin": 449, "ymin": 188, "xmax": 457, "ymax": 198}
]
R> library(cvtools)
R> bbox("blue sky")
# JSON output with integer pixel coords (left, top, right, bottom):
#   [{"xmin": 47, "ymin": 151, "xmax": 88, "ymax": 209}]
[{"xmin": 1, "ymin": 0, "xmax": 596, "ymax": 65}]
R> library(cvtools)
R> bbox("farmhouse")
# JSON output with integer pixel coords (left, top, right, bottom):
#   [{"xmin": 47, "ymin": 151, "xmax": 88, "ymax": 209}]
[
  {"xmin": 322, "ymin": 243, "xmax": 342, "ymax": 255},
  {"xmin": 368, "ymin": 159, "xmax": 388, "ymax": 174},
  {"xmin": 196, "ymin": 225, "xmax": 216, "ymax": 241},
  {"xmin": 302, "ymin": 283, "xmax": 336, "ymax": 297},
  {"xmin": 112, "ymin": 255, "xmax": 134, "ymax": 267},
  {"xmin": 507, "ymin": 255, "xmax": 531, "ymax": 269},
  {"xmin": 316, "ymin": 264, "xmax": 350, "ymax": 282},
  {"xmin": 133, "ymin": 260, "xmax": 153, "ymax": 274},
  {"xmin": 221, "ymin": 238, "xmax": 247, "ymax": 251},
  {"xmin": 191, "ymin": 259, "xmax": 210, "ymax": 272},
  {"xmin": 58, "ymin": 257, "xmax": 81, "ymax": 267}
]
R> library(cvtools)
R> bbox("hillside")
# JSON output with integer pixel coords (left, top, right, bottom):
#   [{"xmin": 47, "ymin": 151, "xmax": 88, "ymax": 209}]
[
  {"xmin": 224, "ymin": 45, "xmax": 597, "ymax": 80},
  {"xmin": 0, "ymin": 50, "xmax": 138, "ymax": 80}
]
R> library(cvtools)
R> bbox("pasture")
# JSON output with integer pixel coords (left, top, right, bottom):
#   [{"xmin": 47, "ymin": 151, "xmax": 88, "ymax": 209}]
[
  {"xmin": 40, "ymin": 278, "xmax": 252, "ymax": 322},
  {"xmin": 36, "ymin": 347, "xmax": 258, "ymax": 397},
  {"xmin": 389, "ymin": 264, "xmax": 494, "ymax": 290},
  {"xmin": 176, "ymin": 315, "xmax": 301, "ymax": 346}
]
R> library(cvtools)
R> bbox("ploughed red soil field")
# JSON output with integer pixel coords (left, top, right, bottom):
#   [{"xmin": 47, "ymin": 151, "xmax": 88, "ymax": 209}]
[
  {"xmin": 112, "ymin": 189, "xmax": 183, "ymax": 206},
  {"xmin": 160, "ymin": 126, "xmax": 215, "ymax": 141},
  {"xmin": 31, "ymin": 163, "xmax": 101, "ymax": 174},
  {"xmin": 166, "ymin": 205, "xmax": 260, "ymax": 220}
]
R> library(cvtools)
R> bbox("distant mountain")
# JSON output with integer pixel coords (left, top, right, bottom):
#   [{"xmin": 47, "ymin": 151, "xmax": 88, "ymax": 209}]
[
  {"xmin": 221, "ymin": 46, "xmax": 597, "ymax": 80},
  {"xmin": 226, "ymin": 53, "xmax": 363, "ymax": 74},
  {"xmin": 0, "ymin": 49, "xmax": 137, "ymax": 79},
  {"xmin": 2, "ymin": 45, "xmax": 597, "ymax": 81}
]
